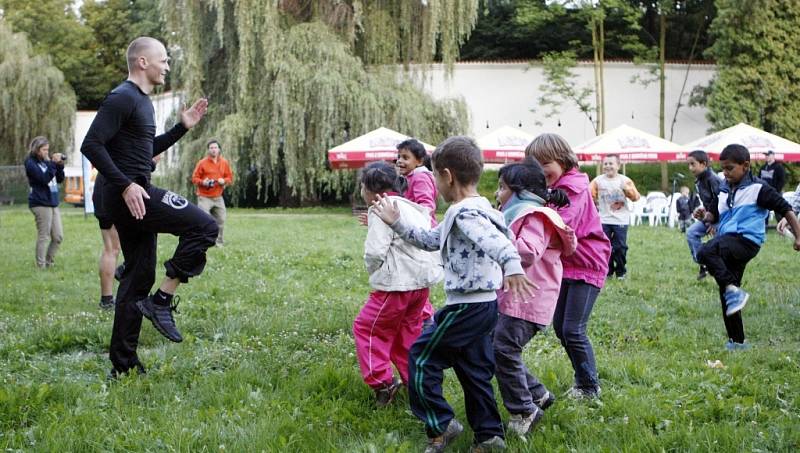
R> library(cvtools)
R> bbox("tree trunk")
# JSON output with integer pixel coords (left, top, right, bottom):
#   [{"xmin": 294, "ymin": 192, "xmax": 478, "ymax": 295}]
[
  {"xmin": 659, "ymin": 12, "xmax": 668, "ymax": 192},
  {"xmin": 599, "ymin": 16, "xmax": 606, "ymax": 134},
  {"xmin": 592, "ymin": 18, "xmax": 602, "ymax": 135}
]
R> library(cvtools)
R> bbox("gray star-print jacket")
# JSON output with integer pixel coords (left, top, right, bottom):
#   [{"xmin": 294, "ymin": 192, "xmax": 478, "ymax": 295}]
[{"xmin": 391, "ymin": 196, "xmax": 523, "ymax": 305}]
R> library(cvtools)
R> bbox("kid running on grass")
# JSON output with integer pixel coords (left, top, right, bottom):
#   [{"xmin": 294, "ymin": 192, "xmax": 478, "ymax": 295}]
[
  {"xmin": 526, "ymin": 133, "xmax": 611, "ymax": 399},
  {"xmin": 353, "ymin": 161, "xmax": 443, "ymax": 407},
  {"xmin": 590, "ymin": 154, "xmax": 640, "ymax": 280},
  {"xmin": 493, "ymin": 158, "xmax": 577, "ymax": 438},
  {"xmin": 371, "ymin": 136, "xmax": 536, "ymax": 453},
  {"xmin": 696, "ymin": 144, "xmax": 800, "ymax": 350},
  {"xmin": 396, "ymin": 138, "xmax": 439, "ymax": 328}
]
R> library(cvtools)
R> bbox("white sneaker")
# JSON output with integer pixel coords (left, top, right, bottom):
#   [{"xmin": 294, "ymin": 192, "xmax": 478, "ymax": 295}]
[{"xmin": 507, "ymin": 408, "xmax": 543, "ymax": 437}]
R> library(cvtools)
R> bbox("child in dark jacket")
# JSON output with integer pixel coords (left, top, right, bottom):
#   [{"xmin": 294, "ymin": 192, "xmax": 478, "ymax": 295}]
[
  {"xmin": 686, "ymin": 150, "xmax": 721, "ymax": 280},
  {"xmin": 697, "ymin": 144, "xmax": 800, "ymax": 350},
  {"xmin": 675, "ymin": 186, "xmax": 693, "ymax": 233}
]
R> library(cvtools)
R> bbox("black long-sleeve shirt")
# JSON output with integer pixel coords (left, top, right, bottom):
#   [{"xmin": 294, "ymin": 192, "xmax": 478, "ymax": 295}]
[
  {"xmin": 759, "ymin": 161, "xmax": 786, "ymax": 193},
  {"xmin": 81, "ymin": 80, "xmax": 187, "ymax": 190}
]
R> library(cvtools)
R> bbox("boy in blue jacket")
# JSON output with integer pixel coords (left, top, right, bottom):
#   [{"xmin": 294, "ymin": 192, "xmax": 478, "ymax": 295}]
[
  {"xmin": 697, "ymin": 144, "xmax": 800, "ymax": 350},
  {"xmin": 372, "ymin": 136, "xmax": 535, "ymax": 453}
]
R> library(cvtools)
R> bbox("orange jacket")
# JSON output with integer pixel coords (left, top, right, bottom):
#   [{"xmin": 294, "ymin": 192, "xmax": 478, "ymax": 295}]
[{"xmin": 192, "ymin": 156, "xmax": 233, "ymax": 198}]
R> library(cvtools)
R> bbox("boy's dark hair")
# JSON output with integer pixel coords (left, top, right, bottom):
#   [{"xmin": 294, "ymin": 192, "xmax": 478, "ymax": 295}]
[
  {"xmin": 360, "ymin": 161, "xmax": 407, "ymax": 194},
  {"xmin": 499, "ymin": 157, "xmax": 570, "ymax": 208},
  {"xmin": 603, "ymin": 154, "xmax": 620, "ymax": 163},
  {"xmin": 688, "ymin": 150, "xmax": 709, "ymax": 165},
  {"xmin": 397, "ymin": 138, "xmax": 432, "ymax": 170},
  {"xmin": 431, "ymin": 136, "xmax": 483, "ymax": 186},
  {"xmin": 207, "ymin": 139, "xmax": 221, "ymax": 149},
  {"xmin": 719, "ymin": 144, "xmax": 750, "ymax": 164}
]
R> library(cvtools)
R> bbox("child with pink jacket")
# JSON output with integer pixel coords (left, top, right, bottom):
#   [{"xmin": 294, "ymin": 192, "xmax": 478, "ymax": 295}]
[
  {"xmin": 493, "ymin": 158, "xmax": 577, "ymax": 438},
  {"xmin": 526, "ymin": 133, "xmax": 611, "ymax": 400}
]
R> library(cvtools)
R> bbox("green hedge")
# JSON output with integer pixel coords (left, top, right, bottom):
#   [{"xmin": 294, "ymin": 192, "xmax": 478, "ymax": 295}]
[{"xmin": 477, "ymin": 162, "xmax": 800, "ymax": 200}]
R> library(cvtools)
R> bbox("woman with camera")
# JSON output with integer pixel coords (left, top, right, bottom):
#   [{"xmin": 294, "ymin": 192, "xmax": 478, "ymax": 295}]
[{"xmin": 24, "ymin": 136, "xmax": 65, "ymax": 268}]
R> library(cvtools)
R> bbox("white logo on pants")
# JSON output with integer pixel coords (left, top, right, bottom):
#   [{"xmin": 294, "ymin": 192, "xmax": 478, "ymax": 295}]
[{"xmin": 161, "ymin": 191, "xmax": 188, "ymax": 210}]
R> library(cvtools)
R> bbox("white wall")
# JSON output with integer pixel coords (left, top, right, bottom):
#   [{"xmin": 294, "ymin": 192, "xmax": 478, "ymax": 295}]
[
  {"xmin": 415, "ymin": 61, "xmax": 715, "ymax": 147},
  {"xmin": 71, "ymin": 90, "xmax": 182, "ymax": 171}
]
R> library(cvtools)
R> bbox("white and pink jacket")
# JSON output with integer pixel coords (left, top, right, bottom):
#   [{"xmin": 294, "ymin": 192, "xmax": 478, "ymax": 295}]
[{"xmin": 497, "ymin": 207, "xmax": 577, "ymax": 326}]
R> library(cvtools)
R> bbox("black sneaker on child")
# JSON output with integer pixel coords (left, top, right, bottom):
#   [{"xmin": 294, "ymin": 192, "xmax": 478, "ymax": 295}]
[
  {"xmin": 137, "ymin": 295, "xmax": 183, "ymax": 342},
  {"xmin": 533, "ymin": 390, "xmax": 556, "ymax": 410},
  {"xmin": 99, "ymin": 296, "xmax": 115, "ymax": 311},
  {"xmin": 697, "ymin": 265, "xmax": 708, "ymax": 280},
  {"xmin": 375, "ymin": 376, "xmax": 403, "ymax": 408}
]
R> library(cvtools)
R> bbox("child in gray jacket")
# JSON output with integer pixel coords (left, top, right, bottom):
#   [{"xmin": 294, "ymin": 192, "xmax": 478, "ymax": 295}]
[{"xmin": 372, "ymin": 136, "xmax": 535, "ymax": 453}]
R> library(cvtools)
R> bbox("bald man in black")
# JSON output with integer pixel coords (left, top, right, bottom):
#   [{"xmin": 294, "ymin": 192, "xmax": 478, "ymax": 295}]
[{"xmin": 82, "ymin": 37, "xmax": 217, "ymax": 377}]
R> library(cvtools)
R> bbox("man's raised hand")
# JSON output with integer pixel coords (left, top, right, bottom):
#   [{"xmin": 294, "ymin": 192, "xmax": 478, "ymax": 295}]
[{"xmin": 180, "ymin": 97, "xmax": 209, "ymax": 129}]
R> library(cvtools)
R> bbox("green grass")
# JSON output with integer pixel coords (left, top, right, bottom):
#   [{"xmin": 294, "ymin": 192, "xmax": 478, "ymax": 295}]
[{"xmin": 0, "ymin": 205, "xmax": 799, "ymax": 452}]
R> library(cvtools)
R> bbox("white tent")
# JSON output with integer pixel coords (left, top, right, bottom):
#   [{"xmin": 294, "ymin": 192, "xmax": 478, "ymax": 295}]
[
  {"xmin": 327, "ymin": 127, "xmax": 435, "ymax": 169},
  {"xmin": 574, "ymin": 124, "xmax": 688, "ymax": 162},
  {"xmin": 477, "ymin": 126, "xmax": 535, "ymax": 163},
  {"xmin": 683, "ymin": 123, "xmax": 800, "ymax": 161}
]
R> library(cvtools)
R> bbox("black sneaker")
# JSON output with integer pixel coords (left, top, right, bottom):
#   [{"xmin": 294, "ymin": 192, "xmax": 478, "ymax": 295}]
[
  {"xmin": 107, "ymin": 363, "xmax": 146, "ymax": 380},
  {"xmin": 375, "ymin": 376, "xmax": 403, "ymax": 408},
  {"xmin": 136, "ymin": 295, "xmax": 183, "ymax": 342},
  {"xmin": 533, "ymin": 390, "xmax": 556, "ymax": 410},
  {"xmin": 114, "ymin": 263, "xmax": 126, "ymax": 281},
  {"xmin": 99, "ymin": 297, "xmax": 115, "ymax": 311},
  {"xmin": 697, "ymin": 265, "xmax": 708, "ymax": 280}
]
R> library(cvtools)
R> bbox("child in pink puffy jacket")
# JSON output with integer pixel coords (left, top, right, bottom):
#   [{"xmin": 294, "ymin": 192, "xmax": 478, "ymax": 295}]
[{"xmin": 493, "ymin": 158, "xmax": 577, "ymax": 438}]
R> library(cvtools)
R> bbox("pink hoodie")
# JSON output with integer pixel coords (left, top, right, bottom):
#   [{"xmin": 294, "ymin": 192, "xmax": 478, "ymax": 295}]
[
  {"xmin": 404, "ymin": 166, "xmax": 438, "ymax": 226},
  {"xmin": 552, "ymin": 168, "xmax": 611, "ymax": 289},
  {"xmin": 498, "ymin": 208, "xmax": 577, "ymax": 326}
]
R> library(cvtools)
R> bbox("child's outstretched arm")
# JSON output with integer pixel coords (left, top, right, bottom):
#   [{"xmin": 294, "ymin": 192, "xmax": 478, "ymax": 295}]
[
  {"xmin": 372, "ymin": 193, "xmax": 441, "ymax": 251},
  {"xmin": 777, "ymin": 212, "xmax": 800, "ymax": 251}
]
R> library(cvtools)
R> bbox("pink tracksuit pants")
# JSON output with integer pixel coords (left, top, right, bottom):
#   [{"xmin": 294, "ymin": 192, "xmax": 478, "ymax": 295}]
[{"xmin": 353, "ymin": 288, "xmax": 430, "ymax": 388}]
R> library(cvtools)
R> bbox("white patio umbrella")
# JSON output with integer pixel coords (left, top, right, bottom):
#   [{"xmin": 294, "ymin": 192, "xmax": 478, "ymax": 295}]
[
  {"xmin": 327, "ymin": 127, "xmax": 435, "ymax": 169},
  {"xmin": 683, "ymin": 122, "xmax": 800, "ymax": 161}
]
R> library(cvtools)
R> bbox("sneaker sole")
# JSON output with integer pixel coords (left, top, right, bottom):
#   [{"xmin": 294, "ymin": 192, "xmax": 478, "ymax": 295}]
[
  {"xmin": 136, "ymin": 299, "xmax": 183, "ymax": 343},
  {"xmin": 725, "ymin": 293, "xmax": 749, "ymax": 316},
  {"xmin": 536, "ymin": 392, "xmax": 556, "ymax": 410}
]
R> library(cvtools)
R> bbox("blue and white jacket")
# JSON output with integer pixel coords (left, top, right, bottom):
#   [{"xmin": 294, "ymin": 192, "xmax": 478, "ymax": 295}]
[
  {"xmin": 391, "ymin": 196, "xmax": 524, "ymax": 305},
  {"xmin": 717, "ymin": 173, "xmax": 792, "ymax": 245}
]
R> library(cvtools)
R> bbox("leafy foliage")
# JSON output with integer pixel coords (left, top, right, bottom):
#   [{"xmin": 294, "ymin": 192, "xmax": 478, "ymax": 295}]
[
  {"xmin": 0, "ymin": 0, "xmax": 168, "ymax": 109},
  {"xmin": 161, "ymin": 1, "xmax": 475, "ymax": 206},
  {"xmin": 704, "ymin": 0, "xmax": 800, "ymax": 139},
  {"xmin": 0, "ymin": 19, "xmax": 75, "ymax": 164}
]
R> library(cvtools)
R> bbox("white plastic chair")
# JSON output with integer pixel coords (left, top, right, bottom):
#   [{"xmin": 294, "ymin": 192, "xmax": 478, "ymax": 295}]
[
  {"xmin": 646, "ymin": 192, "xmax": 669, "ymax": 226},
  {"xmin": 666, "ymin": 192, "xmax": 681, "ymax": 228},
  {"xmin": 630, "ymin": 198, "xmax": 648, "ymax": 226}
]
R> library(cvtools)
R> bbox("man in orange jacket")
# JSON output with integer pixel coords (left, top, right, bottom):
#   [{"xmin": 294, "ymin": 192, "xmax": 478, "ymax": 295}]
[{"xmin": 192, "ymin": 139, "xmax": 233, "ymax": 245}]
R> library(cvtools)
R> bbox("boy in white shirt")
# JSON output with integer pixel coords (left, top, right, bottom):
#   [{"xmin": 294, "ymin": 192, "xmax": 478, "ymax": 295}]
[{"xmin": 589, "ymin": 155, "xmax": 640, "ymax": 280}]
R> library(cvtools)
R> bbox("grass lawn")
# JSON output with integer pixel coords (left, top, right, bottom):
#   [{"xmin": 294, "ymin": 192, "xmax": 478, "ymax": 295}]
[{"xmin": 0, "ymin": 205, "xmax": 798, "ymax": 452}]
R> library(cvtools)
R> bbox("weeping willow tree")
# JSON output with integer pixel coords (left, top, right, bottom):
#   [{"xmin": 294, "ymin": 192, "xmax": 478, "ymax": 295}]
[
  {"xmin": 161, "ymin": 0, "xmax": 477, "ymax": 206},
  {"xmin": 0, "ymin": 19, "xmax": 75, "ymax": 164}
]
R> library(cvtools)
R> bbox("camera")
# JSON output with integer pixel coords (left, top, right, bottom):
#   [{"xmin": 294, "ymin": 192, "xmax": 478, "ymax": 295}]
[{"xmin": 205, "ymin": 179, "xmax": 216, "ymax": 188}]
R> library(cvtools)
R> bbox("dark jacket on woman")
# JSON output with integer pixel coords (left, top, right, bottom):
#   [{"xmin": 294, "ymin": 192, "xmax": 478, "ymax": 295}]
[{"xmin": 25, "ymin": 156, "xmax": 64, "ymax": 208}]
